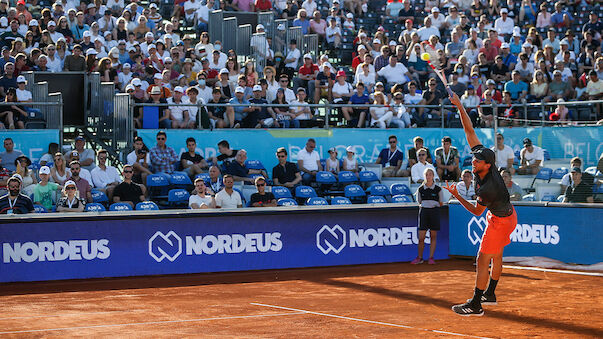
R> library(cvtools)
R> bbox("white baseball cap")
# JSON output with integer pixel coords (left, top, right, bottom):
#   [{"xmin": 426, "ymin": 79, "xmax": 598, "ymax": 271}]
[
  {"xmin": 29, "ymin": 19, "xmax": 39, "ymax": 26},
  {"xmin": 47, "ymin": 20, "xmax": 56, "ymax": 26},
  {"xmin": 163, "ymin": 56, "xmax": 173, "ymax": 63},
  {"xmin": 219, "ymin": 68, "xmax": 229, "ymax": 74},
  {"xmin": 373, "ymin": 38, "xmax": 381, "ymax": 44},
  {"xmin": 256, "ymin": 24, "xmax": 265, "ymax": 31},
  {"xmin": 83, "ymin": 31, "xmax": 91, "ymax": 38},
  {"xmin": 39, "ymin": 166, "xmax": 51, "ymax": 175},
  {"xmin": 16, "ymin": 75, "xmax": 26, "ymax": 83},
  {"xmin": 147, "ymin": 44, "xmax": 156, "ymax": 50},
  {"xmin": 132, "ymin": 78, "xmax": 142, "ymax": 86},
  {"xmin": 145, "ymin": 32, "xmax": 154, "ymax": 38},
  {"xmin": 125, "ymin": 84, "xmax": 135, "ymax": 92},
  {"xmin": 235, "ymin": 86, "xmax": 245, "ymax": 94},
  {"xmin": 303, "ymin": 53, "xmax": 312, "ymax": 59},
  {"xmin": 431, "ymin": 7, "xmax": 439, "ymax": 12},
  {"xmin": 64, "ymin": 180, "xmax": 76, "ymax": 188},
  {"xmin": 501, "ymin": 42, "xmax": 510, "ymax": 49},
  {"xmin": 252, "ymin": 85, "xmax": 262, "ymax": 91},
  {"xmin": 500, "ymin": 8, "xmax": 508, "ymax": 13},
  {"xmin": 86, "ymin": 48, "xmax": 97, "ymax": 56},
  {"xmin": 122, "ymin": 63, "xmax": 131, "ymax": 68},
  {"xmin": 153, "ymin": 73, "xmax": 163, "ymax": 80},
  {"xmin": 346, "ymin": 146, "xmax": 355, "ymax": 153},
  {"xmin": 173, "ymin": 86, "xmax": 184, "ymax": 93},
  {"xmin": 346, "ymin": 13, "xmax": 353, "ymax": 19}
]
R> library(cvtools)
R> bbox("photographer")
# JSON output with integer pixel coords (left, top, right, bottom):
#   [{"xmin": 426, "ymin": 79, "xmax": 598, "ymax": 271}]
[{"xmin": 126, "ymin": 136, "xmax": 152, "ymax": 185}]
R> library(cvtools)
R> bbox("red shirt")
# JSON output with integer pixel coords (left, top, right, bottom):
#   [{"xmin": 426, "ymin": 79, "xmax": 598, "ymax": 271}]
[
  {"xmin": 298, "ymin": 63, "xmax": 319, "ymax": 78},
  {"xmin": 352, "ymin": 56, "xmax": 363, "ymax": 70},
  {"xmin": 479, "ymin": 46, "xmax": 499, "ymax": 62},
  {"xmin": 204, "ymin": 68, "xmax": 218, "ymax": 79},
  {"xmin": 255, "ymin": 0, "xmax": 272, "ymax": 11}
]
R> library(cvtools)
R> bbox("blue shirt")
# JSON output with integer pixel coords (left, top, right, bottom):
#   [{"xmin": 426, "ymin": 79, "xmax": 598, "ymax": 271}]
[
  {"xmin": 229, "ymin": 97, "xmax": 250, "ymax": 121},
  {"xmin": 551, "ymin": 11, "xmax": 573, "ymax": 26},
  {"xmin": 504, "ymin": 80, "xmax": 528, "ymax": 100},
  {"xmin": 509, "ymin": 41, "xmax": 523, "ymax": 55},
  {"xmin": 350, "ymin": 93, "xmax": 370, "ymax": 105},
  {"xmin": 502, "ymin": 53, "xmax": 517, "ymax": 68},
  {"xmin": 378, "ymin": 148, "xmax": 404, "ymax": 167},
  {"xmin": 292, "ymin": 19, "xmax": 310, "ymax": 34}
]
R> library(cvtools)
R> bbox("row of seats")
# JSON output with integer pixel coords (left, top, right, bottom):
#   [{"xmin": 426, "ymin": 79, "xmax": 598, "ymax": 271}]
[{"xmin": 277, "ymin": 194, "xmax": 413, "ymax": 207}]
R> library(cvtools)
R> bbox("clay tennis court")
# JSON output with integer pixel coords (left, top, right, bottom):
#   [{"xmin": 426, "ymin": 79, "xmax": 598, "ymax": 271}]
[{"xmin": 1, "ymin": 259, "xmax": 601, "ymax": 338}]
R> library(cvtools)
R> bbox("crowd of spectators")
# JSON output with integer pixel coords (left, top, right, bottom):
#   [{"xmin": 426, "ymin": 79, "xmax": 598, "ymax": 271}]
[{"xmin": 0, "ymin": 0, "xmax": 601, "ymax": 130}]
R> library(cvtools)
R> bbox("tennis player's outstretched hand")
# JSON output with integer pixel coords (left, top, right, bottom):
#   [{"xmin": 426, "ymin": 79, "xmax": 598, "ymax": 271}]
[
  {"xmin": 443, "ymin": 180, "xmax": 458, "ymax": 197},
  {"xmin": 449, "ymin": 91, "xmax": 462, "ymax": 107}
]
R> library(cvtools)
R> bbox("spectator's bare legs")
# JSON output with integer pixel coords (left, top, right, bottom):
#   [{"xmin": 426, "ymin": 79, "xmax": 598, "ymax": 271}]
[
  {"xmin": 341, "ymin": 107, "xmax": 352, "ymax": 124},
  {"xmin": 0, "ymin": 111, "xmax": 14, "ymax": 129},
  {"xmin": 429, "ymin": 230, "xmax": 437, "ymax": 260},
  {"xmin": 357, "ymin": 111, "xmax": 366, "ymax": 128},
  {"xmin": 417, "ymin": 230, "xmax": 427, "ymax": 260}
]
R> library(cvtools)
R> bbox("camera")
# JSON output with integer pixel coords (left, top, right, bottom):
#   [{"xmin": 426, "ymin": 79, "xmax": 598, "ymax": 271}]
[{"xmin": 137, "ymin": 149, "xmax": 146, "ymax": 155}]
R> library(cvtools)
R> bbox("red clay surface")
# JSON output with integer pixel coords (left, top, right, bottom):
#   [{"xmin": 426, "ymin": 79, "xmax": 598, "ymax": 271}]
[{"xmin": 1, "ymin": 259, "xmax": 602, "ymax": 338}]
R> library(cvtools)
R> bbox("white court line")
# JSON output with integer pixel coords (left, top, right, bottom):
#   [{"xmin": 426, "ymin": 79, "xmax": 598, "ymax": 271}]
[
  {"xmin": 0, "ymin": 310, "xmax": 140, "ymax": 321},
  {"xmin": 251, "ymin": 302, "xmax": 492, "ymax": 339},
  {"xmin": 0, "ymin": 312, "xmax": 305, "ymax": 334},
  {"xmin": 503, "ymin": 265, "xmax": 603, "ymax": 277}
]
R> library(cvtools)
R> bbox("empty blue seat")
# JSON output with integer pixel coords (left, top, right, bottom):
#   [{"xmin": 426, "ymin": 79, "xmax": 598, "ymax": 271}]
[
  {"xmin": 245, "ymin": 159, "xmax": 265, "ymax": 170},
  {"xmin": 358, "ymin": 170, "xmax": 379, "ymax": 182},
  {"xmin": 277, "ymin": 198, "xmax": 298, "ymax": 206},
  {"xmin": 33, "ymin": 204, "xmax": 47, "ymax": 213},
  {"xmin": 530, "ymin": 167, "xmax": 553, "ymax": 188},
  {"xmin": 390, "ymin": 183, "xmax": 412, "ymax": 195},
  {"xmin": 109, "ymin": 202, "xmax": 133, "ymax": 211},
  {"xmin": 556, "ymin": 195, "xmax": 565, "ymax": 202},
  {"xmin": 392, "ymin": 194, "xmax": 412, "ymax": 203},
  {"xmin": 91, "ymin": 189, "xmax": 108, "ymax": 204},
  {"xmin": 551, "ymin": 167, "xmax": 568, "ymax": 180},
  {"xmin": 338, "ymin": 171, "xmax": 357, "ymax": 183},
  {"xmin": 295, "ymin": 185, "xmax": 317, "ymax": 199},
  {"xmin": 522, "ymin": 194, "xmax": 536, "ymax": 201},
  {"xmin": 344, "ymin": 184, "xmax": 366, "ymax": 203},
  {"xmin": 168, "ymin": 189, "xmax": 190, "ymax": 208},
  {"xmin": 316, "ymin": 171, "xmax": 337, "ymax": 184},
  {"xmin": 195, "ymin": 172, "xmax": 211, "ymax": 183},
  {"xmin": 367, "ymin": 195, "xmax": 387, "ymax": 204},
  {"xmin": 170, "ymin": 172, "xmax": 193, "ymax": 188},
  {"xmin": 331, "ymin": 196, "xmax": 352, "ymax": 205},
  {"xmin": 136, "ymin": 201, "xmax": 159, "ymax": 210},
  {"xmin": 85, "ymin": 203, "xmax": 106, "ymax": 212},
  {"xmin": 272, "ymin": 186, "xmax": 293, "ymax": 199},
  {"xmin": 543, "ymin": 149, "xmax": 551, "ymax": 161},
  {"xmin": 541, "ymin": 194, "xmax": 557, "ymax": 202},
  {"xmin": 147, "ymin": 174, "xmax": 171, "ymax": 199},
  {"xmin": 307, "ymin": 197, "xmax": 328, "ymax": 205},
  {"xmin": 369, "ymin": 183, "xmax": 390, "ymax": 196}
]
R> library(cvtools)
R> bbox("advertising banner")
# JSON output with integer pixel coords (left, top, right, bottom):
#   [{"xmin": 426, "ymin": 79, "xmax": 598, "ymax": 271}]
[
  {"xmin": 0, "ymin": 130, "xmax": 60, "ymax": 163},
  {"xmin": 0, "ymin": 207, "xmax": 449, "ymax": 283},
  {"xmin": 137, "ymin": 127, "xmax": 602, "ymax": 175},
  {"xmin": 449, "ymin": 203, "xmax": 603, "ymax": 264}
]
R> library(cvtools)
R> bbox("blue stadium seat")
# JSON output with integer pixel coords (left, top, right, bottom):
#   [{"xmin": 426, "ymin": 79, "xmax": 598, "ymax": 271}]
[
  {"xmin": 277, "ymin": 198, "xmax": 298, "ymax": 206},
  {"xmin": 272, "ymin": 186, "xmax": 293, "ymax": 199},
  {"xmin": 245, "ymin": 159, "xmax": 265, "ymax": 170},
  {"xmin": 392, "ymin": 194, "xmax": 413, "ymax": 203},
  {"xmin": 85, "ymin": 203, "xmax": 106, "ymax": 212},
  {"xmin": 344, "ymin": 184, "xmax": 366, "ymax": 204},
  {"xmin": 306, "ymin": 197, "xmax": 328, "ymax": 205},
  {"xmin": 530, "ymin": 167, "xmax": 553, "ymax": 188},
  {"xmin": 551, "ymin": 167, "xmax": 569, "ymax": 180},
  {"xmin": 369, "ymin": 183, "xmax": 390, "ymax": 197},
  {"xmin": 358, "ymin": 170, "xmax": 379, "ymax": 183},
  {"xmin": 367, "ymin": 195, "xmax": 387, "ymax": 204},
  {"xmin": 195, "ymin": 172, "xmax": 211, "ymax": 184},
  {"xmin": 136, "ymin": 201, "xmax": 159, "ymax": 210},
  {"xmin": 295, "ymin": 185, "xmax": 317, "ymax": 199},
  {"xmin": 33, "ymin": 204, "xmax": 47, "ymax": 213},
  {"xmin": 522, "ymin": 194, "xmax": 536, "ymax": 201},
  {"xmin": 584, "ymin": 166, "xmax": 601, "ymax": 177},
  {"xmin": 331, "ymin": 196, "xmax": 352, "ymax": 205},
  {"xmin": 147, "ymin": 174, "xmax": 171, "ymax": 200},
  {"xmin": 316, "ymin": 171, "xmax": 337, "ymax": 184},
  {"xmin": 109, "ymin": 202, "xmax": 133, "ymax": 211},
  {"xmin": 543, "ymin": 149, "xmax": 551, "ymax": 161},
  {"xmin": 338, "ymin": 171, "xmax": 357, "ymax": 184},
  {"xmin": 541, "ymin": 194, "xmax": 556, "ymax": 202},
  {"xmin": 390, "ymin": 183, "xmax": 414, "ymax": 201},
  {"xmin": 168, "ymin": 189, "xmax": 190, "ymax": 208},
  {"xmin": 461, "ymin": 156, "xmax": 472, "ymax": 169},
  {"xmin": 556, "ymin": 195, "xmax": 565, "ymax": 202},
  {"xmin": 233, "ymin": 187, "xmax": 246, "ymax": 205},
  {"xmin": 91, "ymin": 189, "xmax": 108, "ymax": 204},
  {"xmin": 169, "ymin": 171, "xmax": 193, "ymax": 190}
]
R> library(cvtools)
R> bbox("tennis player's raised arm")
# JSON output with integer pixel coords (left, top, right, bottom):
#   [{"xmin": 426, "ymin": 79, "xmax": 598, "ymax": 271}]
[{"xmin": 449, "ymin": 92, "xmax": 481, "ymax": 148}]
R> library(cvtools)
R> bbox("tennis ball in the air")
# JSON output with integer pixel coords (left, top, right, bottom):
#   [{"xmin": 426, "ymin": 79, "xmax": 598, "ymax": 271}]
[{"xmin": 421, "ymin": 53, "xmax": 431, "ymax": 61}]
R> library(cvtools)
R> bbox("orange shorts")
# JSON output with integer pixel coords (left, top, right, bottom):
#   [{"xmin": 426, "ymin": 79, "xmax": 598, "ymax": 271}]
[{"xmin": 479, "ymin": 207, "xmax": 518, "ymax": 255}]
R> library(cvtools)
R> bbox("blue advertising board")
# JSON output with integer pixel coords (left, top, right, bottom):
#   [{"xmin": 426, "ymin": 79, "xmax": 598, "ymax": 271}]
[
  {"xmin": 449, "ymin": 203, "xmax": 603, "ymax": 264},
  {"xmin": 137, "ymin": 127, "xmax": 602, "ymax": 176},
  {"xmin": 0, "ymin": 206, "xmax": 448, "ymax": 283},
  {"xmin": 0, "ymin": 130, "xmax": 60, "ymax": 162}
]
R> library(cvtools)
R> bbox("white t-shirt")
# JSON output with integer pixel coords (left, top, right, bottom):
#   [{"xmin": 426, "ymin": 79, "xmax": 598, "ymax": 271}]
[
  {"xmin": 428, "ymin": 13, "xmax": 446, "ymax": 29},
  {"xmin": 215, "ymin": 189, "xmax": 242, "ymax": 208},
  {"xmin": 290, "ymin": 99, "xmax": 311, "ymax": 120},
  {"xmin": 325, "ymin": 26, "xmax": 341, "ymax": 43},
  {"xmin": 456, "ymin": 181, "xmax": 476, "ymax": 201},
  {"xmin": 491, "ymin": 145, "xmax": 515, "ymax": 170},
  {"xmin": 301, "ymin": 0, "xmax": 317, "ymax": 14},
  {"xmin": 522, "ymin": 145, "xmax": 544, "ymax": 166},
  {"xmin": 297, "ymin": 148, "xmax": 320, "ymax": 172},
  {"xmin": 16, "ymin": 88, "xmax": 33, "ymax": 102},
  {"xmin": 332, "ymin": 81, "xmax": 353, "ymax": 100},
  {"xmin": 404, "ymin": 92, "xmax": 423, "ymax": 105},
  {"xmin": 127, "ymin": 150, "xmax": 150, "ymax": 165},
  {"xmin": 377, "ymin": 63, "xmax": 409, "ymax": 84},
  {"xmin": 494, "ymin": 17, "xmax": 514, "ymax": 35},
  {"xmin": 184, "ymin": 0, "xmax": 201, "ymax": 21},
  {"xmin": 189, "ymin": 194, "xmax": 213, "ymax": 208},
  {"xmin": 417, "ymin": 26, "xmax": 440, "ymax": 40},
  {"xmin": 411, "ymin": 162, "xmax": 439, "ymax": 183},
  {"xmin": 285, "ymin": 48, "xmax": 301, "ymax": 68},
  {"xmin": 168, "ymin": 97, "xmax": 188, "ymax": 123},
  {"xmin": 90, "ymin": 165, "xmax": 122, "ymax": 189}
]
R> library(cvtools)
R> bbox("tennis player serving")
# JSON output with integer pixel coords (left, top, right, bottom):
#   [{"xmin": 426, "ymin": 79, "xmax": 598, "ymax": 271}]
[{"xmin": 444, "ymin": 91, "xmax": 517, "ymax": 317}]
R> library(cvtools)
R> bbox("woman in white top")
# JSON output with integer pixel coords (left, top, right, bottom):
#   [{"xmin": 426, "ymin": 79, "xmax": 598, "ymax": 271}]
[
  {"xmin": 56, "ymin": 180, "xmax": 86, "ymax": 213},
  {"xmin": 15, "ymin": 155, "xmax": 38, "ymax": 196},
  {"xmin": 354, "ymin": 62, "xmax": 376, "ymax": 93},
  {"xmin": 342, "ymin": 146, "xmax": 358, "ymax": 173},
  {"xmin": 326, "ymin": 148, "xmax": 340, "ymax": 174},
  {"xmin": 332, "ymin": 70, "xmax": 354, "ymax": 123},
  {"xmin": 462, "ymin": 39, "xmax": 480, "ymax": 66},
  {"xmin": 50, "ymin": 152, "xmax": 71, "ymax": 185},
  {"xmin": 45, "ymin": 45, "xmax": 62, "ymax": 72},
  {"xmin": 370, "ymin": 91, "xmax": 394, "ymax": 129},
  {"xmin": 263, "ymin": 66, "xmax": 279, "ymax": 102}
]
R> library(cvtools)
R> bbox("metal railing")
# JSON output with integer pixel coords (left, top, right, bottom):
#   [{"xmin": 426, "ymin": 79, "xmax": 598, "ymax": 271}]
[
  {"xmin": 303, "ymin": 34, "xmax": 319, "ymax": 59},
  {"xmin": 208, "ymin": 9, "xmax": 224, "ymax": 43},
  {"xmin": 223, "ymin": 16, "xmax": 238, "ymax": 54},
  {"xmin": 237, "ymin": 24, "xmax": 252, "ymax": 57},
  {"xmin": 0, "ymin": 98, "xmax": 63, "ymax": 134},
  {"xmin": 273, "ymin": 19, "xmax": 288, "ymax": 55},
  {"xmin": 257, "ymin": 11, "xmax": 275, "ymax": 39}
]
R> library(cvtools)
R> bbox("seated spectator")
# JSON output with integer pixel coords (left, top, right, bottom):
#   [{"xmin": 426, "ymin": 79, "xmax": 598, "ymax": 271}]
[
  {"xmin": 226, "ymin": 86, "xmax": 253, "ymax": 128},
  {"xmin": 297, "ymin": 138, "xmax": 321, "ymax": 184},
  {"xmin": 325, "ymin": 147, "xmax": 340, "ymax": 174},
  {"xmin": 69, "ymin": 160, "xmax": 92, "ymax": 203},
  {"xmin": 40, "ymin": 142, "xmax": 59, "ymax": 166},
  {"xmin": 370, "ymin": 91, "xmax": 394, "ymax": 128},
  {"xmin": 272, "ymin": 147, "xmax": 302, "ymax": 188},
  {"xmin": 377, "ymin": 56, "xmax": 411, "ymax": 92},
  {"xmin": 342, "ymin": 146, "xmax": 359, "ymax": 173},
  {"xmin": 33, "ymin": 166, "xmax": 60, "ymax": 211},
  {"xmin": 435, "ymin": 136, "xmax": 460, "ymax": 182},
  {"xmin": 417, "ymin": 78, "xmax": 446, "ymax": 125},
  {"xmin": 348, "ymin": 82, "xmax": 369, "ymax": 128},
  {"xmin": 490, "ymin": 55, "xmax": 510, "ymax": 83},
  {"xmin": 293, "ymin": 53, "xmax": 318, "ymax": 101},
  {"xmin": 167, "ymin": 86, "xmax": 191, "ymax": 129},
  {"xmin": 456, "ymin": 169, "xmax": 476, "ymax": 201},
  {"xmin": 529, "ymin": 70, "xmax": 549, "ymax": 102},
  {"xmin": 289, "ymin": 88, "xmax": 314, "ymax": 127},
  {"xmin": 560, "ymin": 157, "xmax": 594, "ymax": 193},
  {"xmin": 50, "ymin": 153, "xmax": 70, "ymax": 185},
  {"xmin": 147, "ymin": 86, "xmax": 172, "ymax": 129},
  {"xmin": 546, "ymin": 70, "xmax": 572, "ymax": 101},
  {"xmin": 517, "ymin": 138, "xmax": 544, "ymax": 175},
  {"xmin": 14, "ymin": 155, "xmax": 36, "ymax": 195},
  {"xmin": 250, "ymin": 176, "xmax": 277, "ymax": 207},
  {"xmin": 504, "ymin": 71, "xmax": 528, "ymax": 102},
  {"xmin": 0, "ymin": 137, "xmax": 23, "ymax": 172},
  {"xmin": 563, "ymin": 168, "xmax": 593, "ymax": 203},
  {"xmin": 550, "ymin": 2, "xmax": 573, "ymax": 29},
  {"xmin": 390, "ymin": 91, "xmax": 411, "ymax": 128},
  {"xmin": 250, "ymin": 85, "xmax": 277, "ymax": 128},
  {"xmin": 585, "ymin": 70, "xmax": 603, "ymax": 101},
  {"xmin": 386, "ymin": 0, "xmax": 404, "ymax": 19},
  {"xmin": 215, "ymin": 174, "xmax": 242, "ymax": 209},
  {"xmin": 210, "ymin": 140, "xmax": 239, "ymax": 169},
  {"xmin": 411, "ymin": 148, "xmax": 438, "ymax": 184},
  {"xmin": 91, "ymin": 149, "xmax": 121, "ymax": 198},
  {"xmin": 501, "ymin": 169, "xmax": 523, "ymax": 201},
  {"xmin": 150, "ymin": 131, "xmax": 179, "ymax": 174},
  {"xmin": 112, "ymin": 165, "xmax": 145, "ymax": 208},
  {"xmin": 181, "ymin": 137, "xmax": 209, "ymax": 179},
  {"xmin": 207, "ymin": 165, "xmax": 224, "ymax": 194},
  {"xmin": 56, "ymin": 180, "xmax": 85, "ymax": 212},
  {"xmin": 0, "ymin": 175, "xmax": 34, "ymax": 214},
  {"xmin": 460, "ymin": 85, "xmax": 480, "ymax": 125},
  {"xmin": 376, "ymin": 135, "xmax": 407, "ymax": 177},
  {"xmin": 226, "ymin": 149, "xmax": 267, "ymax": 183},
  {"xmin": 126, "ymin": 137, "xmax": 152, "ymax": 185},
  {"xmin": 189, "ymin": 178, "xmax": 216, "ymax": 209},
  {"xmin": 408, "ymin": 137, "xmax": 433, "ymax": 170},
  {"xmin": 314, "ymin": 62, "xmax": 335, "ymax": 104},
  {"xmin": 491, "ymin": 133, "xmax": 515, "ymax": 174}
]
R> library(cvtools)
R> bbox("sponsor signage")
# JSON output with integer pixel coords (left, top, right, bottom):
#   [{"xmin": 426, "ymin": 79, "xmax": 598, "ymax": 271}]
[
  {"xmin": 449, "ymin": 203, "xmax": 603, "ymax": 264},
  {"xmin": 0, "ymin": 207, "xmax": 449, "ymax": 283}
]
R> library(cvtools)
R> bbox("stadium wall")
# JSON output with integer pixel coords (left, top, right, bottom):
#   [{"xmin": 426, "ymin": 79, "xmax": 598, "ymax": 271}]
[
  {"xmin": 0, "ymin": 205, "xmax": 449, "ymax": 283},
  {"xmin": 449, "ymin": 202, "xmax": 603, "ymax": 265},
  {"xmin": 137, "ymin": 127, "xmax": 602, "ymax": 171},
  {"xmin": 0, "ymin": 130, "xmax": 61, "ymax": 162}
]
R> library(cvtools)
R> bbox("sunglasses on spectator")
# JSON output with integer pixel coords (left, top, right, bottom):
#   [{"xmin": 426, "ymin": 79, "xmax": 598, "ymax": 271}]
[
  {"xmin": 66, "ymin": 186, "xmax": 76, "ymax": 190},
  {"xmin": 389, "ymin": 141, "xmax": 397, "ymax": 144},
  {"xmin": 256, "ymin": 183, "xmax": 265, "ymax": 187},
  {"xmin": 124, "ymin": 170, "xmax": 133, "ymax": 173},
  {"xmin": 419, "ymin": 154, "xmax": 426, "ymax": 157},
  {"xmin": 277, "ymin": 155, "xmax": 286, "ymax": 158},
  {"xmin": 157, "ymin": 137, "xmax": 165, "ymax": 140}
]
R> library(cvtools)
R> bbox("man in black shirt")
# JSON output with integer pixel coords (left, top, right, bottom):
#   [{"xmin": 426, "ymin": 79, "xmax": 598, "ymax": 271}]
[
  {"xmin": 444, "ymin": 91, "xmax": 517, "ymax": 317},
  {"xmin": 250, "ymin": 177, "xmax": 276, "ymax": 207},
  {"xmin": 418, "ymin": 78, "xmax": 446, "ymax": 125},
  {"xmin": 272, "ymin": 147, "xmax": 302, "ymax": 189},
  {"xmin": 112, "ymin": 165, "xmax": 145, "ymax": 208},
  {"xmin": 211, "ymin": 140, "xmax": 238, "ymax": 170},
  {"xmin": 0, "ymin": 176, "xmax": 34, "ymax": 214},
  {"xmin": 180, "ymin": 137, "xmax": 208, "ymax": 179},
  {"xmin": 563, "ymin": 167, "xmax": 594, "ymax": 203}
]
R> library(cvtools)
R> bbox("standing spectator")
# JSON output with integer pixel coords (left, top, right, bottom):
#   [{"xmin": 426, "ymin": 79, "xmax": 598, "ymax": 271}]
[
  {"xmin": 563, "ymin": 168, "xmax": 593, "ymax": 203},
  {"xmin": 112, "ymin": 165, "xmax": 145, "ymax": 208},
  {"xmin": 66, "ymin": 136, "xmax": 95, "ymax": 171},
  {"xmin": 0, "ymin": 175, "xmax": 34, "ymax": 214},
  {"xmin": 250, "ymin": 176, "xmax": 277, "ymax": 207},
  {"xmin": 272, "ymin": 147, "xmax": 302, "ymax": 188},
  {"xmin": 181, "ymin": 137, "xmax": 209, "ymax": 179},
  {"xmin": 69, "ymin": 160, "xmax": 92, "ymax": 203},
  {"xmin": 435, "ymin": 136, "xmax": 461, "ymax": 182},
  {"xmin": 215, "ymin": 174, "xmax": 242, "ymax": 209},
  {"xmin": 91, "ymin": 149, "xmax": 121, "ymax": 199},
  {"xmin": 33, "ymin": 166, "xmax": 60, "ymax": 211},
  {"xmin": 501, "ymin": 169, "xmax": 523, "ymax": 201},
  {"xmin": 375, "ymin": 135, "xmax": 407, "ymax": 177},
  {"xmin": 456, "ymin": 169, "xmax": 477, "ymax": 201},
  {"xmin": 297, "ymin": 138, "xmax": 321, "ymax": 185},
  {"xmin": 149, "ymin": 131, "xmax": 179, "ymax": 174},
  {"xmin": 56, "ymin": 180, "xmax": 85, "ymax": 212},
  {"xmin": 0, "ymin": 137, "xmax": 23, "ymax": 172},
  {"xmin": 517, "ymin": 138, "xmax": 543, "ymax": 175},
  {"xmin": 411, "ymin": 167, "xmax": 443, "ymax": 265},
  {"xmin": 411, "ymin": 148, "xmax": 439, "ymax": 183},
  {"xmin": 62, "ymin": 44, "xmax": 85, "ymax": 71},
  {"xmin": 189, "ymin": 178, "xmax": 216, "ymax": 209},
  {"xmin": 491, "ymin": 133, "xmax": 515, "ymax": 174}
]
